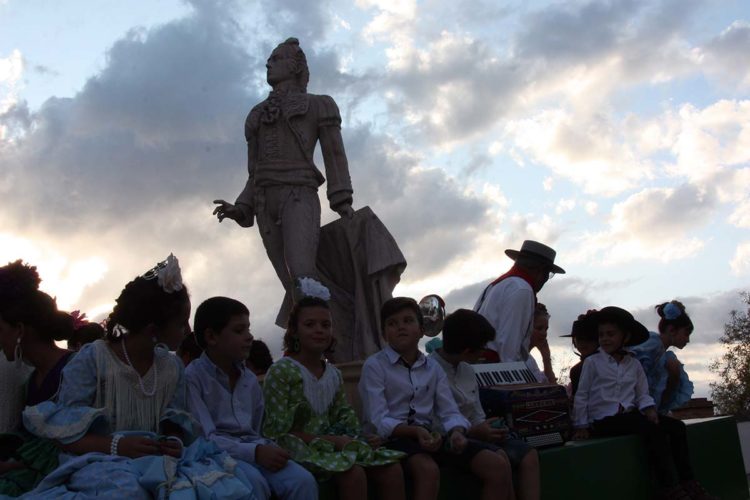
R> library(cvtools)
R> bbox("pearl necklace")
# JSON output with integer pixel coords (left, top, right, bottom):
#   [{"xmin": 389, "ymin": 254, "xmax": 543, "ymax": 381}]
[{"xmin": 121, "ymin": 337, "xmax": 158, "ymax": 397}]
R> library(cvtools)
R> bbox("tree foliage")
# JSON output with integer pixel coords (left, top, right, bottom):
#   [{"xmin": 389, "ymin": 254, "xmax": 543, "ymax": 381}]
[{"xmin": 710, "ymin": 292, "xmax": 750, "ymax": 420}]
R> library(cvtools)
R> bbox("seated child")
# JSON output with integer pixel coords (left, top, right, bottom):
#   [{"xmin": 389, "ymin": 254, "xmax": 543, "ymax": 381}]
[
  {"xmin": 21, "ymin": 255, "xmax": 256, "ymax": 499},
  {"xmin": 630, "ymin": 300, "xmax": 695, "ymax": 414},
  {"xmin": 0, "ymin": 261, "xmax": 75, "ymax": 496},
  {"xmin": 560, "ymin": 311, "xmax": 599, "ymax": 398},
  {"xmin": 430, "ymin": 308, "xmax": 539, "ymax": 500},
  {"xmin": 247, "ymin": 339, "xmax": 273, "ymax": 376},
  {"xmin": 262, "ymin": 296, "xmax": 405, "ymax": 500},
  {"xmin": 572, "ymin": 306, "xmax": 717, "ymax": 500},
  {"xmin": 186, "ymin": 296, "xmax": 316, "ymax": 500},
  {"xmin": 177, "ymin": 327, "xmax": 202, "ymax": 367},
  {"xmin": 359, "ymin": 297, "xmax": 513, "ymax": 500}
]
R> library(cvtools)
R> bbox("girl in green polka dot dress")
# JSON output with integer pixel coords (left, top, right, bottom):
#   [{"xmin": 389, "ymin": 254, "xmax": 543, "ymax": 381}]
[{"xmin": 262, "ymin": 296, "xmax": 405, "ymax": 500}]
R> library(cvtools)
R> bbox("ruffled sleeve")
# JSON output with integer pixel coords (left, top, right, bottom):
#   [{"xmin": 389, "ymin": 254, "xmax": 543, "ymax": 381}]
[
  {"xmin": 22, "ymin": 342, "xmax": 108, "ymax": 444},
  {"xmin": 262, "ymin": 359, "xmax": 299, "ymax": 439},
  {"xmin": 659, "ymin": 351, "xmax": 694, "ymax": 413},
  {"xmin": 630, "ymin": 332, "xmax": 663, "ymax": 379}
]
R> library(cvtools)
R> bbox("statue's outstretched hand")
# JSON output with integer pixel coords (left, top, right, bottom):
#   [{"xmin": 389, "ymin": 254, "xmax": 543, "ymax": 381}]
[
  {"xmin": 335, "ymin": 203, "xmax": 354, "ymax": 219},
  {"xmin": 213, "ymin": 200, "xmax": 243, "ymax": 223}
]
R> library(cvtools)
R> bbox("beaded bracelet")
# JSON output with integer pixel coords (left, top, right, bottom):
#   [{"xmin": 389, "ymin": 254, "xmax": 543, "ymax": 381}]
[{"xmin": 110, "ymin": 433, "xmax": 124, "ymax": 456}]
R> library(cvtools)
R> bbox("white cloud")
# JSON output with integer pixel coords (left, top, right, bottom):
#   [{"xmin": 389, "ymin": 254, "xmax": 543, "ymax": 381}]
[
  {"xmin": 0, "ymin": 49, "xmax": 24, "ymax": 139},
  {"xmin": 505, "ymin": 108, "xmax": 655, "ymax": 196},
  {"xmin": 556, "ymin": 198, "xmax": 575, "ymax": 214},
  {"xmin": 569, "ymin": 184, "xmax": 715, "ymax": 265},
  {"xmin": 730, "ymin": 242, "xmax": 750, "ymax": 276},
  {"xmin": 729, "ymin": 199, "xmax": 750, "ymax": 228},
  {"xmin": 667, "ymin": 100, "xmax": 750, "ymax": 183}
]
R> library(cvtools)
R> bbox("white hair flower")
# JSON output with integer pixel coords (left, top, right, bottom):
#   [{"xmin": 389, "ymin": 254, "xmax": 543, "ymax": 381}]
[
  {"xmin": 142, "ymin": 253, "xmax": 184, "ymax": 293},
  {"xmin": 296, "ymin": 277, "xmax": 330, "ymax": 301}
]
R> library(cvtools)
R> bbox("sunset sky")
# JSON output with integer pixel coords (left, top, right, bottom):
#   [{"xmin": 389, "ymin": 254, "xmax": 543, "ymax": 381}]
[{"xmin": 1, "ymin": 0, "xmax": 749, "ymax": 396}]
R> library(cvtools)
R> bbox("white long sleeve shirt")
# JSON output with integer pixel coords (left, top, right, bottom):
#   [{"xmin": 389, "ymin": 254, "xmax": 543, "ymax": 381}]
[
  {"xmin": 474, "ymin": 276, "xmax": 535, "ymax": 362},
  {"xmin": 572, "ymin": 350, "xmax": 655, "ymax": 428},
  {"xmin": 358, "ymin": 346, "xmax": 470, "ymax": 439}
]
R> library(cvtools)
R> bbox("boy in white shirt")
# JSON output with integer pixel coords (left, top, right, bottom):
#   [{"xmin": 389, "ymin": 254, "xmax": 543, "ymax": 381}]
[
  {"xmin": 431, "ymin": 309, "xmax": 540, "ymax": 500},
  {"xmin": 359, "ymin": 297, "xmax": 512, "ymax": 500},
  {"xmin": 573, "ymin": 307, "xmax": 716, "ymax": 500}
]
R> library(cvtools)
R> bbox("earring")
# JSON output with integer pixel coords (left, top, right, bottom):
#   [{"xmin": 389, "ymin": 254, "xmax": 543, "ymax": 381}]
[
  {"xmin": 14, "ymin": 337, "xmax": 23, "ymax": 368},
  {"xmin": 291, "ymin": 336, "xmax": 300, "ymax": 353}
]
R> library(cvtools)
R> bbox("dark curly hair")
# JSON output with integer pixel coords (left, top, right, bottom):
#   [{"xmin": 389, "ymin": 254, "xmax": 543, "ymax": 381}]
[
  {"xmin": 248, "ymin": 339, "xmax": 273, "ymax": 375},
  {"xmin": 282, "ymin": 296, "xmax": 331, "ymax": 353},
  {"xmin": 105, "ymin": 276, "xmax": 189, "ymax": 339},
  {"xmin": 0, "ymin": 260, "xmax": 73, "ymax": 342},
  {"xmin": 655, "ymin": 300, "xmax": 693, "ymax": 334}
]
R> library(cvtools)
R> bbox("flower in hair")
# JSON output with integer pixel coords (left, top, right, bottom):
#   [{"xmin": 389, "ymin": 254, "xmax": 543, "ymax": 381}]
[
  {"xmin": 70, "ymin": 310, "xmax": 89, "ymax": 331},
  {"xmin": 296, "ymin": 277, "xmax": 331, "ymax": 301},
  {"xmin": 663, "ymin": 302, "xmax": 682, "ymax": 320},
  {"xmin": 142, "ymin": 254, "xmax": 183, "ymax": 293},
  {"xmin": 112, "ymin": 324, "xmax": 130, "ymax": 338}
]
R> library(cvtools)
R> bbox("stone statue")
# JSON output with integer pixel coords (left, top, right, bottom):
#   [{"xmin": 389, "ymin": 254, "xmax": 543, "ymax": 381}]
[{"xmin": 214, "ymin": 38, "xmax": 405, "ymax": 362}]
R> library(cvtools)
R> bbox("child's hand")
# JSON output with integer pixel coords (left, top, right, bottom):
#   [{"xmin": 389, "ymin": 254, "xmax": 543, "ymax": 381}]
[
  {"xmin": 256, "ymin": 444, "xmax": 290, "ymax": 472},
  {"xmin": 365, "ymin": 434, "xmax": 384, "ymax": 449},
  {"xmin": 474, "ymin": 419, "xmax": 509, "ymax": 444},
  {"xmin": 572, "ymin": 428, "xmax": 589, "ymax": 441},
  {"xmin": 447, "ymin": 429, "xmax": 467, "ymax": 454},
  {"xmin": 117, "ymin": 436, "xmax": 162, "ymax": 458},
  {"xmin": 643, "ymin": 407, "xmax": 659, "ymax": 424},
  {"xmin": 159, "ymin": 438, "xmax": 183, "ymax": 458},
  {"xmin": 324, "ymin": 435, "xmax": 354, "ymax": 451},
  {"xmin": 416, "ymin": 428, "xmax": 442, "ymax": 452}
]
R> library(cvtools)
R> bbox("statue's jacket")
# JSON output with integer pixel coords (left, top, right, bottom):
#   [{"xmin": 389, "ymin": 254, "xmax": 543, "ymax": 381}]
[{"xmin": 234, "ymin": 91, "xmax": 353, "ymax": 226}]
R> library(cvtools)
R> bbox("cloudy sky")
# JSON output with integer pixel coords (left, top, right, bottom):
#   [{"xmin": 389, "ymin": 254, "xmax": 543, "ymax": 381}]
[{"xmin": 1, "ymin": 0, "xmax": 749, "ymax": 397}]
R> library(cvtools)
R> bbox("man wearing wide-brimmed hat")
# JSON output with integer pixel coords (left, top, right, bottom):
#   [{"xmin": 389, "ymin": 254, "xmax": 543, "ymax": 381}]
[{"xmin": 473, "ymin": 240, "xmax": 565, "ymax": 365}]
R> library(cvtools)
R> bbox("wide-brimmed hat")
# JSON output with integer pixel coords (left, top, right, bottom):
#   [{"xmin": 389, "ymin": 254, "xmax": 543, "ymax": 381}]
[
  {"xmin": 592, "ymin": 306, "xmax": 649, "ymax": 346},
  {"xmin": 561, "ymin": 315, "xmax": 598, "ymax": 341},
  {"xmin": 505, "ymin": 240, "xmax": 565, "ymax": 274}
]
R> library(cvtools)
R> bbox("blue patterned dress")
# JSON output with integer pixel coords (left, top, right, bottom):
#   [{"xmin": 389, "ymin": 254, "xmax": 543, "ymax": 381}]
[
  {"xmin": 629, "ymin": 332, "xmax": 694, "ymax": 414},
  {"xmin": 15, "ymin": 340, "xmax": 257, "ymax": 499}
]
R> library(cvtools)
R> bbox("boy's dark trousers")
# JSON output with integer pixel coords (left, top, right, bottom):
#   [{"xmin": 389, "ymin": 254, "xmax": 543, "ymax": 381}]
[{"xmin": 592, "ymin": 412, "xmax": 694, "ymax": 487}]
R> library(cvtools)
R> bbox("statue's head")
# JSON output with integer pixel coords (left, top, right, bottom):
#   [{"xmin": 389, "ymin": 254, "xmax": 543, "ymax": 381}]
[{"xmin": 266, "ymin": 37, "xmax": 310, "ymax": 91}]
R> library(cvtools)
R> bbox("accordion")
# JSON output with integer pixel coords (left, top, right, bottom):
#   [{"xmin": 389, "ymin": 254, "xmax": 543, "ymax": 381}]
[{"xmin": 472, "ymin": 363, "xmax": 571, "ymax": 448}]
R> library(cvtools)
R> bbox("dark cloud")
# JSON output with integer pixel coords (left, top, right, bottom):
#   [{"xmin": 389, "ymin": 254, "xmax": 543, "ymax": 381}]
[
  {"xmin": 701, "ymin": 21, "xmax": 750, "ymax": 88},
  {"xmin": 342, "ymin": 125, "xmax": 497, "ymax": 275},
  {"xmin": 259, "ymin": 0, "xmax": 332, "ymax": 45},
  {"xmin": 0, "ymin": 0, "xmax": 503, "ymax": 351},
  {"xmin": 383, "ymin": 35, "xmax": 526, "ymax": 143},
  {"xmin": 514, "ymin": 0, "xmax": 642, "ymax": 63},
  {"xmin": 379, "ymin": 0, "xmax": 709, "ymax": 146}
]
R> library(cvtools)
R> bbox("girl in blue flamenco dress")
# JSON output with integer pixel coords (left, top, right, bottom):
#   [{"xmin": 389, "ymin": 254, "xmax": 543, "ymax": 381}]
[
  {"xmin": 630, "ymin": 300, "xmax": 695, "ymax": 414},
  {"xmin": 18, "ymin": 255, "xmax": 257, "ymax": 499}
]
